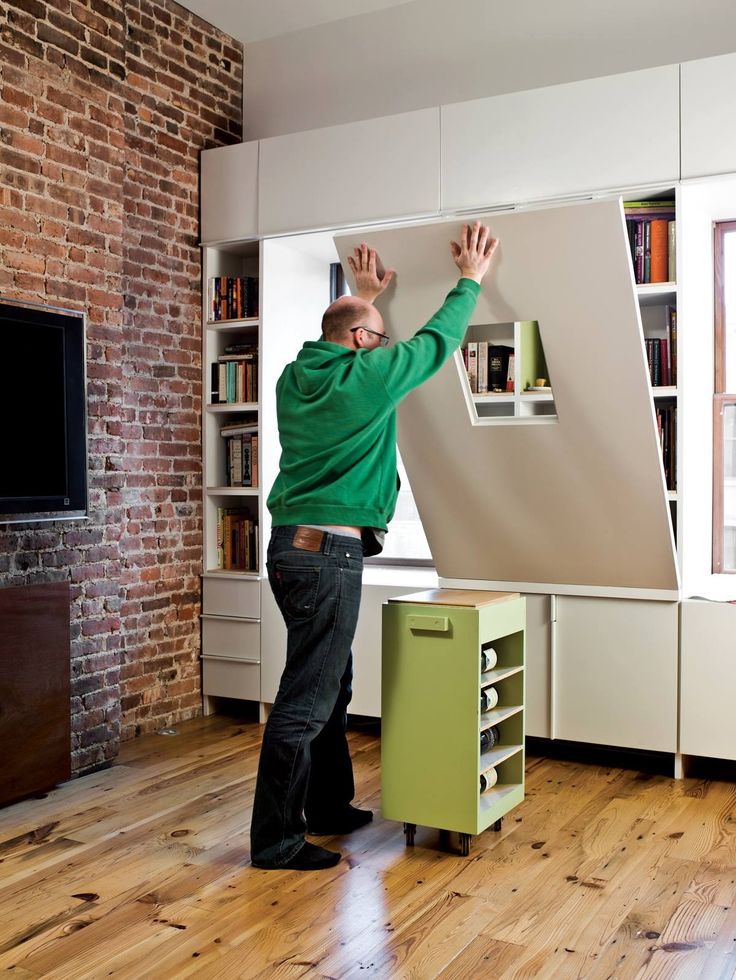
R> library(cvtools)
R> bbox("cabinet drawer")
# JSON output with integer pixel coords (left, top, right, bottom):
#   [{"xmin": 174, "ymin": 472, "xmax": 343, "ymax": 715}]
[
  {"xmin": 202, "ymin": 617, "xmax": 260, "ymax": 662},
  {"xmin": 202, "ymin": 657, "xmax": 260, "ymax": 701},
  {"xmin": 202, "ymin": 577, "xmax": 260, "ymax": 619}
]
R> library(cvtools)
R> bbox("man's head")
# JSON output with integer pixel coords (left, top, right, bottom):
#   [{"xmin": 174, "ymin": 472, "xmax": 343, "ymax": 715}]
[{"xmin": 321, "ymin": 296, "xmax": 388, "ymax": 350}]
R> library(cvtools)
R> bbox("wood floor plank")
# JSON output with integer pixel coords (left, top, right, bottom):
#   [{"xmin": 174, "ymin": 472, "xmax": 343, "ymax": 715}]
[{"xmin": 3, "ymin": 716, "xmax": 736, "ymax": 979}]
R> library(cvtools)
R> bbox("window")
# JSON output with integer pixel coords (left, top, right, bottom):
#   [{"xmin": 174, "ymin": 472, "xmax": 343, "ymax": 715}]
[
  {"xmin": 713, "ymin": 221, "xmax": 736, "ymax": 572},
  {"xmin": 373, "ymin": 449, "xmax": 432, "ymax": 564}
]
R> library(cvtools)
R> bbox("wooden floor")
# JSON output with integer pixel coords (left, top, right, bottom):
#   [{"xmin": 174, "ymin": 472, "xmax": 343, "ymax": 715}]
[{"xmin": 2, "ymin": 717, "xmax": 736, "ymax": 979}]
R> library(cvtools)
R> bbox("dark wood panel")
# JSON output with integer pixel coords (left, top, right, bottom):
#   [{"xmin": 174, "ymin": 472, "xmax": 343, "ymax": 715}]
[{"xmin": 0, "ymin": 581, "xmax": 71, "ymax": 806}]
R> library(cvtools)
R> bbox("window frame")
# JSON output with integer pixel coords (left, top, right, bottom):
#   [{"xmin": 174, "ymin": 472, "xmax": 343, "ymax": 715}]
[{"xmin": 712, "ymin": 220, "xmax": 736, "ymax": 574}]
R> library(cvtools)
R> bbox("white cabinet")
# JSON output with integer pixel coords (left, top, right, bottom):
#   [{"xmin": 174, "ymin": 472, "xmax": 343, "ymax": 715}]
[
  {"xmin": 258, "ymin": 108, "xmax": 440, "ymax": 236},
  {"xmin": 201, "ymin": 141, "xmax": 259, "ymax": 243},
  {"xmin": 680, "ymin": 599, "xmax": 736, "ymax": 760},
  {"xmin": 681, "ymin": 53, "xmax": 736, "ymax": 179},
  {"xmin": 441, "ymin": 65, "xmax": 680, "ymax": 212},
  {"xmin": 553, "ymin": 596, "xmax": 678, "ymax": 752}
]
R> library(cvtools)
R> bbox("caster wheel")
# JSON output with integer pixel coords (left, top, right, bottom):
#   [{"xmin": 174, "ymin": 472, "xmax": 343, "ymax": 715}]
[
  {"xmin": 404, "ymin": 822, "xmax": 416, "ymax": 847},
  {"xmin": 492, "ymin": 817, "xmax": 503, "ymax": 832},
  {"xmin": 460, "ymin": 833, "xmax": 471, "ymax": 857}
]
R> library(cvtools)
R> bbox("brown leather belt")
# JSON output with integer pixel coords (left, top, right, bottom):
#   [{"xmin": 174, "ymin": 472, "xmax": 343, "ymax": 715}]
[{"xmin": 292, "ymin": 527, "xmax": 324, "ymax": 552}]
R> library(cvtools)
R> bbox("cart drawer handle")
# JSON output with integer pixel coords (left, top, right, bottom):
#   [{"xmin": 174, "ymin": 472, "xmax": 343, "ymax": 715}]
[{"xmin": 407, "ymin": 615, "xmax": 449, "ymax": 632}]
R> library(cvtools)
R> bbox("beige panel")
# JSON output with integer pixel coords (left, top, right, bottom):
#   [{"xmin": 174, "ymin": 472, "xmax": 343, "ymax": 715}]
[
  {"xmin": 335, "ymin": 199, "xmax": 679, "ymax": 594},
  {"xmin": 258, "ymin": 108, "xmax": 440, "ymax": 236},
  {"xmin": 680, "ymin": 599, "xmax": 736, "ymax": 759},
  {"xmin": 681, "ymin": 54, "xmax": 736, "ymax": 179},
  {"xmin": 202, "ymin": 657, "xmax": 260, "ymax": 701},
  {"xmin": 442, "ymin": 66, "xmax": 680, "ymax": 211},
  {"xmin": 202, "ymin": 576, "xmax": 261, "ymax": 619},
  {"xmin": 201, "ymin": 617, "xmax": 260, "ymax": 662},
  {"xmin": 201, "ymin": 142, "xmax": 259, "ymax": 243},
  {"xmin": 554, "ymin": 596, "xmax": 678, "ymax": 752}
]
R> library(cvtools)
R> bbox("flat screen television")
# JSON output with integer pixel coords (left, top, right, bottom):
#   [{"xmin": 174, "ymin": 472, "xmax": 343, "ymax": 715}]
[{"xmin": 0, "ymin": 299, "xmax": 88, "ymax": 524}]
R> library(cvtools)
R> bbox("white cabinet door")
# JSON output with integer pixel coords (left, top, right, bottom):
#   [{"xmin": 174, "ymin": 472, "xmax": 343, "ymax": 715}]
[
  {"xmin": 441, "ymin": 65, "xmax": 680, "ymax": 211},
  {"xmin": 554, "ymin": 596, "xmax": 678, "ymax": 752},
  {"xmin": 680, "ymin": 599, "xmax": 736, "ymax": 759},
  {"xmin": 201, "ymin": 141, "xmax": 259, "ymax": 243},
  {"xmin": 258, "ymin": 108, "xmax": 440, "ymax": 236},
  {"xmin": 524, "ymin": 594, "xmax": 552, "ymax": 739},
  {"xmin": 681, "ymin": 53, "xmax": 736, "ymax": 179}
]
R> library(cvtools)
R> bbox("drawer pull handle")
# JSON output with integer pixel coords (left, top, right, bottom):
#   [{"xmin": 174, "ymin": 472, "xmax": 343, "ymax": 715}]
[{"xmin": 407, "ymin": 615, "xmax": 449, "ymax": 632}]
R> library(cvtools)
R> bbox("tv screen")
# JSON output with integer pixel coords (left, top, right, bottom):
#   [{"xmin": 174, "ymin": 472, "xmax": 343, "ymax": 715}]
[{"xmin": 0, "ymin": 299, "xmax": 88, "ymax": 523}]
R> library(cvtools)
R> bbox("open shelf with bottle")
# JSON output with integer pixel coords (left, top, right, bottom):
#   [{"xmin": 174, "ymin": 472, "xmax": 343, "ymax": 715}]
[{"xmin": 381, "ymin": 589, "xmax": 525, "ymax": 856}]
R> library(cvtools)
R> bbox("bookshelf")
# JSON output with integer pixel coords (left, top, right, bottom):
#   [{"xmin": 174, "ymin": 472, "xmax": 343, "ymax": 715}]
[
  {"xmin": 460, "ymin": 320, "xmax": 556, "ymax": 422},
  {"xmin": 381, "ymin": 590, "xmax": 525, "ymax": 857},
  {"xmin": 627, "ymin": 192, "xmax": 679, "ymax": 527},
  {"xmin": 201, "ymin": 241, "xmax": 263, "ymax": 712}
]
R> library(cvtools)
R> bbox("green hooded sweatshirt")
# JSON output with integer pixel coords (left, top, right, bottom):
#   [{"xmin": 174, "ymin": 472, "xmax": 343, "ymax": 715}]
[{"xmin": 267, "ymin": 277, "xmax": 480, "ymax": 531}]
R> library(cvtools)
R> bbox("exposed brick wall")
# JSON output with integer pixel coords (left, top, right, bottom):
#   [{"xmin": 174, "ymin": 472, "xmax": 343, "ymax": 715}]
[{"xmin": 0, "ymin": 0, "xmax": 242, "ymax": 773}]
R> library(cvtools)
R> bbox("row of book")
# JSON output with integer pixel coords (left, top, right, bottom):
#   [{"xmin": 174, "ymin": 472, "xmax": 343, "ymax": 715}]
[
  {"xmin": 624, "ymin": 201, "xmax": 676, "ymax": 285},
  {"xmin": 208, "ymin": 276, "xmax": 259, "ymax": 321},
  {"xmin": 210, "ymin": 344, "xmax": 258, "ymax": 404},
  {"xmin": 657, "ymin": 405, "xmax": 677, "ymax": 491},
  {"xmin": 221, "ymin": 421, "xmax": 259, "ymax": 487},
  {"xmin": 462, "ymin": 343, "xmax": 515, "ymax": 394},
  {"xmin": 216, "ymin": 507, "xmax": 259, "ymax": 571},
  {"xmin": 645, "ymin": 305, "xmax": 677, "ymax": 387}
]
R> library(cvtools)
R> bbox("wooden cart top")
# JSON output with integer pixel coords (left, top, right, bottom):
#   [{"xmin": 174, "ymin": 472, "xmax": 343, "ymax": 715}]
[{"xmin": 387, "ymin": 589, "xmax": 521, "ymax": 608}]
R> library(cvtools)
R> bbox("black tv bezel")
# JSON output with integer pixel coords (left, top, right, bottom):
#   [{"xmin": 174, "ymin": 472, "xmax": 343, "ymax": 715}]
[{"xmin": 0, "ymin": 298, "xmax": 89, "ymax": 525}]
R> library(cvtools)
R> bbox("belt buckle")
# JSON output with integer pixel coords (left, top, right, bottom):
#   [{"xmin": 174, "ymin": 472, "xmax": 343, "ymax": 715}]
[{"xmin": 292, "ymin": 527, "xmax": 324, "ymax": 552}]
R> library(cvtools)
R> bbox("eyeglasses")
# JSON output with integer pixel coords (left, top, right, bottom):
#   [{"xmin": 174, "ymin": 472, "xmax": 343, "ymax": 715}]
[{"xmin": 350, "ymin": 326, "xmax": 390, "ymax": 347}]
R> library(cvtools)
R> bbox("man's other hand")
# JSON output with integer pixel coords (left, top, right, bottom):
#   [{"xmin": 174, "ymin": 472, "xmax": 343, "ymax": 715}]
[{"xmin": 347, "ymin": 244, "xmax": 396, "ymax": 303}]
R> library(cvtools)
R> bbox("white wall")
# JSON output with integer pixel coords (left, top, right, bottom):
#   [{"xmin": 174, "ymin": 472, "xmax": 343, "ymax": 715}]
[{"xmin": 243, "ymin": 0, "xmax": 736, "ymax": 139}]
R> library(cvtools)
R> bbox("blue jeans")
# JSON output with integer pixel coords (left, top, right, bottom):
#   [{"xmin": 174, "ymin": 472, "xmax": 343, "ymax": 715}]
[{"xmin": 250, "ymin": 526, "xmax": 364, "ymax": 866}]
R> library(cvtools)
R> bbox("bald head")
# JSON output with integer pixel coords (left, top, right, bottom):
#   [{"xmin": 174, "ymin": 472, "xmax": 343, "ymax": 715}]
[{"xmin": 321, "ymin": 296, "xmax": 382, "ymax": 346}]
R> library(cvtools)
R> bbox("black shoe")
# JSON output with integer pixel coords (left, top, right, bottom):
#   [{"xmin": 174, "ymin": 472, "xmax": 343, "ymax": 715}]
[
  {"xmin": 307, "ymin": 805, "xmax": 373, "ymax": 836},
  {"xmin": 251, "ymin": 841, "xmax": 341, "ymax": 871}
]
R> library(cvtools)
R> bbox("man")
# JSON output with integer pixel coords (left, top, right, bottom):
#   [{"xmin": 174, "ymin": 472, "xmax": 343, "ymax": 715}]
[{"xmin": 250, "ymin": 221, "xmax": 498, "ymax": 870}]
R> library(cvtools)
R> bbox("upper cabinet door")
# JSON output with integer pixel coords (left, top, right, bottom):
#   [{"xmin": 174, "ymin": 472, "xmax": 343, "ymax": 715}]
[
  {"xmin": 441, "ymin": 66, "xmax": 680, "ymax": 212},
  {"xmin": 335, "ymin": 200, "xmax": 680, "ymax": 598},
  {"xmin": 201, "ymin": 141, "xmax": 259, "ymax": 244},
  {"xmin": 681, "ymin": 53, "xmax": 736, "ymax": 179},
  {"xmin": 258, "ymin": 109, "xmax": 440, "ymax": 236}
]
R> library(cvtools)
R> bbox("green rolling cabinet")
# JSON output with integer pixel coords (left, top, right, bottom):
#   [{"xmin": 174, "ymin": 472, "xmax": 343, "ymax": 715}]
[{"xmin": 381, "ymin": 589, "xmax": 526, "ymax": 856}]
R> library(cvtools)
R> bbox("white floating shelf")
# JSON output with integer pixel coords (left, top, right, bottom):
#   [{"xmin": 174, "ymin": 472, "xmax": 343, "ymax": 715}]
[
  {"xmin": 206, "ymin": 487, "xmax": 259, "ymax": 496},
  {"xmin": 479, "ymin": 703, "xmax": 523, "ymax": 730},
  {"xmin": 206, "ymin": 317, "xmax": 259, "ymax": 331},
  {"xmin": 206, "ymin": 403, "xmax": 259, "ymax": 413}
]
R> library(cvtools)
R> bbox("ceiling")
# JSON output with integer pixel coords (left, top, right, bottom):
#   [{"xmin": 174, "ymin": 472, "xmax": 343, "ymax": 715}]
[{"xmin": 176, "ymin": 0, "xmax": 415, "ymax": 44}]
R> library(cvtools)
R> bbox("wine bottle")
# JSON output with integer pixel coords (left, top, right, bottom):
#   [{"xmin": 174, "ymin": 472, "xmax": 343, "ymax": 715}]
[
  {"xmin": 479, "ymin": 725, "xmax": 500, "ymax": 753},
  {"xmin": 479, "ymin": 765, "xmax": 498, "ymax": 793},
  {"xmin": 480, "ymin": 686, "xmax": 499, "ymax": 712},
  {"xmin": 480, "ymin": 646, "xmax": 497, "ymax": 672}
]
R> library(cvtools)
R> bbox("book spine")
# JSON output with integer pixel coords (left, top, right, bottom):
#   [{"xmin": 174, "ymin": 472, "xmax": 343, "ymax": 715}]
[
  {"xmin": 634, "ymin": 222, "xmax": 644, "ymax": 284},
  {"xmin": 477, "ymin": 340, "xmax": 488, "ymax": 394},
  {"xmin": 649, "ymin": 219, "xmax": 668, "ymax": 284},
  {"xmin": 668, "ymin": 221, "xmax": 676, "ymax": 282},
  {"xmin": 651, "ymin": 336, "xmax": 661, "ymax": 386},
  {"xmin": 642, "ymin": 220, "xmax": 651, "ymax": 284},
  {"xmin": 216, "ymin": 506, "xmax": 224, "ymax": 568},
  {"xmin": 669, "ymin": 307, "xmax": 677, "ymax": 387},
  {"xmin": 660, "ymin": 338, "xmax": 669, "ymax": 387},
  {"xmin": 467, "ymin": 342, "xmax": 478, "ymax": 394}
]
